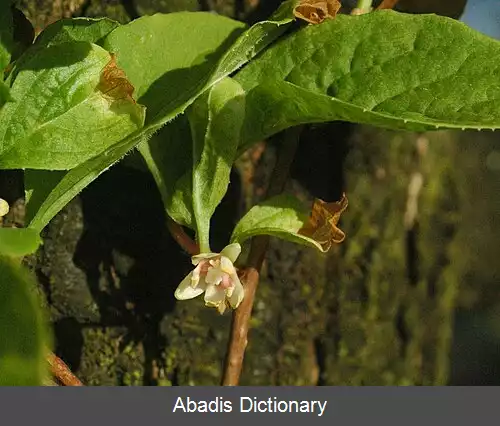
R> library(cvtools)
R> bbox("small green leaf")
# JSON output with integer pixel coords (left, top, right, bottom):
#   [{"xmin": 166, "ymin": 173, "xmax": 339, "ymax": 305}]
[
  {"xmin": 230, "ymin": 194, "xmax": 326, "ymax": 252},
  {"xmin": 190, "ymin": 78, "xmax": 245, "ymax": 251},
  {"xmin": 0, "ymin": 256, "xmax": 51, "ymax": 385},
  {"xmin": 140, "ymin": 78, "xmax": 245, "ymax": 251},
  {"xmin": 0, "ymin": 42, "xmax": 145, "ymax": 170},
  {"xmin": 0, "ymin": 227, "xmax": 42, "ymax": 257},
  {"xmin": 236, "ymin": 11, "xmax": 500, "ymax": 150}
]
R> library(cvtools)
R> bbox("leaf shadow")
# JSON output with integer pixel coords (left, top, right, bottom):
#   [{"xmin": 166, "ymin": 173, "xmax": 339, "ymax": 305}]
[
  {"xmin": 72, "ymin": 163, "xmax": 189, "ymax": 385},
  {"xmin": 15, "ymin": 42, "xmax": 93, "ymax": 71},
  {"xmin": 137, "ymin": 25, "xmax": 245, "ymax": 125}
]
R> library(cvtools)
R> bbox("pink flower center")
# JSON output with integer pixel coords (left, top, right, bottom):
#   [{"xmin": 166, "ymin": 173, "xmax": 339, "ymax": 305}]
[
  {"xmin": 198, "ymin": 260, "xmax": 211, "ymax": 275},
  {"xmin": 220, "ymin": 273, "xmax": 232, "ymax": 290},
  {"xmin": 196, "ymin": 258, "xmax": 234, "ymax": 290}
]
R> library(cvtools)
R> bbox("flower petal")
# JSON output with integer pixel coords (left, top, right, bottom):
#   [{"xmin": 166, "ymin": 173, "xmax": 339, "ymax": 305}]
[
  {"xmin": 0, "ymin": 198, "xmax": 9, "ymax": 217},
  {"xmin": 204, "ymin": 282, "xmax": 226, "ymax": 306},
  {"xmin": 205, "ymin": 266, "xmax": 224, "ymax": 286},
  {"xmin": 220, "ymin": 243, "xmax": 241, "ymax": 263},
  {"xmin": 191, "ymin": 252, "xmax": 218, "ymax": 265},
  {"xmin": 220, "ymin": 256, "xmax": 236, "ymax": 275},
  {"xmin": 227, "ymin": 273, "xmax": 244, "ymax": 309},
  {"xmin": 174, "ymin": 272, "xmax": 205, "ymax": 300}
]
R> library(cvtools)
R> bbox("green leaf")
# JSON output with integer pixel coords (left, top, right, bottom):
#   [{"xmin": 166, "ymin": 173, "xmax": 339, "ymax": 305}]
[
  {"xmin": 0, "ymin": 227, "xmax": 42, "ymax": 257},
  {"xmin": 26, "ymin": 130, "xmax": 144, "ymax": 232},
  {"xmin": 137, "ymin": 116, "xmax": 194, "ymax": 227},
  {"xmin": 213, "ymin": 0, "xmax": 299, "ymax": 78},
  {"xmin": 13, "ymin": 18, "xmax": 122, "ymax": 213},
  {"xmin": 0, "ymin": 81, "xmax": 11, "ymax": 106},
  {"xmin": 27, "ymin": 8, "xmax": 298, "ymax": 232},
  {"xmin": 236, "ymin": 10, "xmax": 500, "ymax": 151},
  {"xmin": 36, "ymin": 17, "xmax": 119, "ymax": 47},
  {"xmin": 25, "ymin": 170, "xmax": 67, "ymax": 225},
  {"xmin": 6, "ymin": 17, "xmax": 119, "ymax": 84},
  {"xmin": 191, "ymin": 78, "xmax": 245, "ymax": 251},
  {"xmin": 0, "ymin": 42, "xmax": 145, "ymax": 169},
  {"xmin": 230, "ymin": 193, "xmax": 326, "ymax": 252},
  {"xmin": 102, "ymin": 12, "xmax": 246, "ymax": 124},
  {"xmin": 0, "ymin": 256, "xmax": 51, "ymax": 385},
  {"xmin": 140, "ymin": 78, "xmax": 246, "ymax": 250}
]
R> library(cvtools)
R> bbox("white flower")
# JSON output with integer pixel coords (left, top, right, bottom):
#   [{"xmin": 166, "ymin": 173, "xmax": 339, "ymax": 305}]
[
  {"xmin": 174, "ymin": 243, "xmax": 244, "ymax": 314},
  {"xmin": 0, "ymin": 198, "xmax": 9, "ymax": 218}
]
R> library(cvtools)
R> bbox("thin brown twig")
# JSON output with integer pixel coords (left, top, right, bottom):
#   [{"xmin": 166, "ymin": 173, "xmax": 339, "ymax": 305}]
[
  {"xmin": 376, "ymin": 0, "xmax": 399, "ymax": 10},
  {"xmin": 221, "ymin": 126, "xmax": 303, "ymax": 386},
  {"xmin": 166, "ymin": 216, "xmax": 200, "ymax": 255},
  {"xmin": 48, "ymin": 352, "xmax": 83, "ymax": 386}
]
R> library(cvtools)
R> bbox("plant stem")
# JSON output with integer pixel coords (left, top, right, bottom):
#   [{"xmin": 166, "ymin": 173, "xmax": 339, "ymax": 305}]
[
  {"xmin": 221, "ymin": 126, "xmax": 302, "ymax": 386},
  {"xmin": 352, "ymin": 0, "xmax": 373, "ymax": 14},
  {"xmin": 48, "ymin": 352, "xmax": 83, "ymax": 386},
  {"xmin": 166, "ymin": 216, "xmax": 199, "ymax": 255},
  {"xmin": 356, "ymin": 0, "xmax": 373, "ymax": 11},
  {"xmin": 377, "ymin": 0, "xmax": 399, "ymax": 10}
]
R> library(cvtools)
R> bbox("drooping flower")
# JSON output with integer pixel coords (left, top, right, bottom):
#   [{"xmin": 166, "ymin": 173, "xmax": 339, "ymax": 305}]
[{"xmin": 174, "ymin": 243, "xmax": 244, "ymax": 314}]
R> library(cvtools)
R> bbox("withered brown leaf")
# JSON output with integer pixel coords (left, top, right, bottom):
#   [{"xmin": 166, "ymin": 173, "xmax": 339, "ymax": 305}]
[
  {"xmin": 97, "ymin": 54, "xmax": 136, "ymax": 103},
  {"xmin": 293, "ymin": 0, "xmax": 341, "ymax": 25},
  {"xmin": 298, "ymin": 193, "xmax": 348, "ymax": 251}
]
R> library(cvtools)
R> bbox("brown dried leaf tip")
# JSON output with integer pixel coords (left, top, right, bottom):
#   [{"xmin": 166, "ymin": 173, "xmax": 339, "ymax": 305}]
[
  {"xmin": 98, "ymin": 54, "xmax": 136, "ymax": 103},
  {"xmin": 299, "ymin": 193, "xmax": 348, "ymax": 252},
  {"xmin": 293, "ymin": 0, "xmax": 341, "ymax": 25}
]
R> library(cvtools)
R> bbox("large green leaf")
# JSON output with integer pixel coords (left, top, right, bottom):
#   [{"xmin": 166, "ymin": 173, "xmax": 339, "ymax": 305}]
[
  {"xmin": 236, "ymin": 10, "xmax": 500, "ymax": 151},
  {"xmin": 0, "ymin": 256, "xmax": 50, "ymax": 385},
  {"xmin": 15, "ymin": 18, "xmax": 122, "ymax": 217},
  {"xmin": 0, "ymin": 228, "xmax": 42, "ymax": 257},
  {"xmin": 230, "ymin": 194, "xmax": 326, "ymax": 252},
  {"xmin": 0, "ymin": 42, "xmax": 145, "ymax": 169},
  {"xmin": 27, "ymin": 7, "xmax": 298, "ymax": 232}
]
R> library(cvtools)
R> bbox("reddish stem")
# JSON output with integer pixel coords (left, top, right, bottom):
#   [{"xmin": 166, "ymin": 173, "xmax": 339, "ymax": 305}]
[
  {"xmin": 166, "ymin": 217, "xmax": 199, "ymax": 255},
  {"xmin": 221, "ymin": 127, "xmax": 302, "ymax": 386},
  {"xmin": 48, "ymin": 353, "xmax": 83, "ymax": 386},
  {"xmin": 377, "ymin": 0, "xmax": 399, "ymax": 10}
]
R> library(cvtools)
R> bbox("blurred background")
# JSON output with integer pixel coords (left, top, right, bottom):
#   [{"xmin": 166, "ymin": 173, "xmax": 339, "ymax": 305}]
[{"xmin": 1, "ymin": 0, "xmax": 500, "ymax": 385}]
